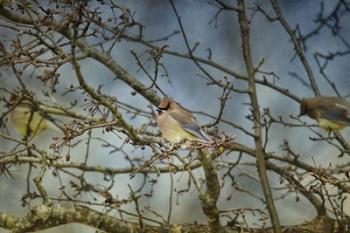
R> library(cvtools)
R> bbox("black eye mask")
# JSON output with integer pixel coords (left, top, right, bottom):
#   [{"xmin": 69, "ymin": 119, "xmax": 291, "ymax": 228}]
[{"xmin": 157, "ymin": 103, "xmax": 170, "ymax": 111}]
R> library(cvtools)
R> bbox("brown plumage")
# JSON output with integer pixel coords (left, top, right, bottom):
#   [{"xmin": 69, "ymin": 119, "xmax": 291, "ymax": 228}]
[
  {"xmin": 299, "ymin": 96, "xmax": 350, "ymax": 131},
  {"xmin": 156, "ymin": 98, "xmax": 212, "ymax": 144}
]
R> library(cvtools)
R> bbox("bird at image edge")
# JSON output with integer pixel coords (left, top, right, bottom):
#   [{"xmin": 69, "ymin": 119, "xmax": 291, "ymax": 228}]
[
  {"xmin": 156, "ymin": 98, "xmax": 212, "ymax": 145},
  {"xmin": 10, "ymin": 102, "xmax": 58, "ymax": 138},
  {"xmin": 299, "ymin": 96, "xmax": 350, "ymax": 131}
]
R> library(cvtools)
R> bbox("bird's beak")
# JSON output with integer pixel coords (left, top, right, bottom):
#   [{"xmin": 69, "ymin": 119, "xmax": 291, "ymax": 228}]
[{"xmin": 157, "ymin": 108, "xmax": 164, "ymax": 114}]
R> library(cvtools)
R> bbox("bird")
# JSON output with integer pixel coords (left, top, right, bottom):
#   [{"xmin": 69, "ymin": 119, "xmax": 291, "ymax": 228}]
[
  {"xmin": 9, "ymin": 101, "xmax": 58, "ymax": 138},
  {"xmin": 156, "ymin": 97, "xmax": 212, "ymax": 146},
  {"xmin": 299, "ymin": 96, "xmax": 350, "ymax": 131},
  {"xmin": 0, "ymin": 0, "xmax": 12, "ymax": 7}
]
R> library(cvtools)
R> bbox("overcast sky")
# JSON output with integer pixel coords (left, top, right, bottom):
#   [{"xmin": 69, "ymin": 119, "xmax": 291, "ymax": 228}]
[{"xmin": 1, "ymin": 0, "xmax": 350, "ymax": 232}]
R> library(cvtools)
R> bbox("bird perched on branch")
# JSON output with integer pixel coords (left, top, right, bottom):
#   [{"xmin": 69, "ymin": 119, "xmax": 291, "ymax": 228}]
[
  {"xmin": 0, "ymin": 0, "xmax": 12, "ymax": 7},
  {"xmin": 10, "ymin": 101, "xmax": 61, "ymax": 139},
  {"xmin": 156, "ymin": 98, "xmax": 212, "ymax": 146},
  {"xmin": 299, "ymin": 96, "xmax": 350, "ymax": 131}
]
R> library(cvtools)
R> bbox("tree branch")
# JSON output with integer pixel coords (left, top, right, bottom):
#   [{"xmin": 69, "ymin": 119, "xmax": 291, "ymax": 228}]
[
  {"xmin": 198, "ymin": 150, "xmax": 223, "ymax": 232},
  {"xmin": 270, "ymin": 0, "xmax": 320, "ymax": 97},
  {"xmin": 237, "ymin": 0, "xmax": 281, "ymax": 232},
  {"xmin": 0, "ymin": 204, "xmax": 342, "ymax": 233}
]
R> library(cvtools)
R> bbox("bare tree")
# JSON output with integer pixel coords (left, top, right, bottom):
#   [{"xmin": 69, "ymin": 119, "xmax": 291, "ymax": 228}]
[{"xmin": 0, "ymin": 0, "xmax": 350, "ymax": 232}]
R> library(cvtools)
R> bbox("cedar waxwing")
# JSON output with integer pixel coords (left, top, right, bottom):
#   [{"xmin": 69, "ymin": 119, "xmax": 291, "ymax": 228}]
[
  {"xmin": 156, "ymin": 98, "xmax": 212, "ymax": 145},
  {"xmin": 10, "ymin": 102, "xmax": 57, "ymax": 138},
  {"xmin": 0, "ymin": 0, "xmax": 12, "ymax": 7},
  {"xmin": 299, "ymin": 96, "xmax": 350, "ymax": 131}
]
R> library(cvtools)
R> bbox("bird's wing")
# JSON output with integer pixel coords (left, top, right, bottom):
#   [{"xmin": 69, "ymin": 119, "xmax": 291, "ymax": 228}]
[
  {"xmin": 169, "ymin": 112, "xmax": 212, "ymax": 142},
  {"xmin": 174, "ymin": 103, "xmax": 196, "ymax": 120},
  {"xmin": 318, "ymin": 102, "xmax": 350, "ymax": 125}
]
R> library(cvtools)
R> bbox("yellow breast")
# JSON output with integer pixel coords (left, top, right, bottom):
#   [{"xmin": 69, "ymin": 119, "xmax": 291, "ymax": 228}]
[
  {"xmin": 10, "ymin": 107, "xmax": 48, "ymax": 137},
  {"xmin": 318, "ymin": 119, "xmax": 346, "ymax": 131},
  {"xmin": 160, "ymin": 123, "xmax": 197, "ymax": 144},
  {"xmin": 157, "ymin": 113, "xmax": 198, "ymax": 144}
]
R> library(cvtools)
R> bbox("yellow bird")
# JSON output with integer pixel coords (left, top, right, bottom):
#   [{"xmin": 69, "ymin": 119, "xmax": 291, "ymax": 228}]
[
  {"xmin": 10, "ymin": 103, "xmax": 51, "ymax": 138},
  {"xmin": 0, "ymin": 0, "xmax": 12, "ymax": 7},
  {"xmin": 299, "ymin": 96, "xmax": 350, "ymax": 131},
  {"xmin": 156, "ymin": 98, "xmax": 212, "ymax": 145}
]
